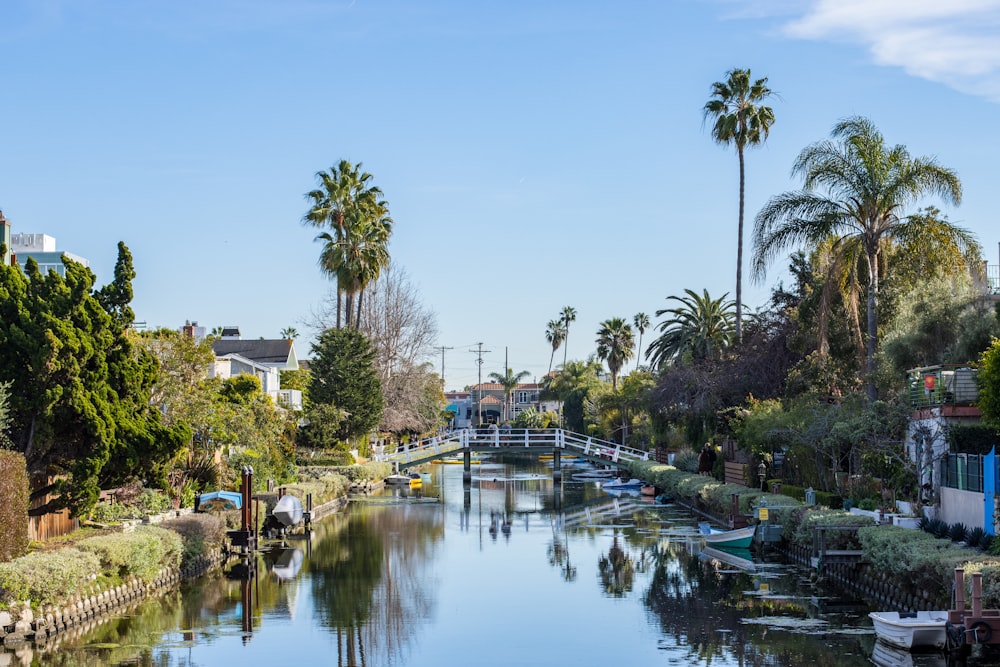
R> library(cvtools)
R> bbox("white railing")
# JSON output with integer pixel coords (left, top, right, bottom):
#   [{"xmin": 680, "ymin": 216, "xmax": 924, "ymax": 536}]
[{"xmin": 372, "ymin": 428, "xmax": 650, "ymax": 467}]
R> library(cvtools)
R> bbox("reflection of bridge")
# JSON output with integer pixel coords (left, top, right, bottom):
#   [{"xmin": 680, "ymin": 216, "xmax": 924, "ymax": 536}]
[{"xmin": 372, "ymin": 428, "xmax": 649, "ymax": 481}]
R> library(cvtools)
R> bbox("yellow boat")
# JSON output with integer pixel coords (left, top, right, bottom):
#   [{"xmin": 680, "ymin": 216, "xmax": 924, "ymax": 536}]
[{"xmin": 431, "ymin": 458, "xmax": 481, "ymax": 465}]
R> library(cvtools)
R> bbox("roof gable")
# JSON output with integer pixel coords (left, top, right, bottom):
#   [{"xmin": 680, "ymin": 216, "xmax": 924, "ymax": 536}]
[{"xmin": 212, "ymin": 339, "xmax": 298, "ymax": 369}]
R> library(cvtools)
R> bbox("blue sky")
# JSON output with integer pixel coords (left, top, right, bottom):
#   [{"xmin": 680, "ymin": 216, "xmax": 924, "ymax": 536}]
[{"xmin": 2, "ymin": 0, "xmax": 998, "ymax": 390}]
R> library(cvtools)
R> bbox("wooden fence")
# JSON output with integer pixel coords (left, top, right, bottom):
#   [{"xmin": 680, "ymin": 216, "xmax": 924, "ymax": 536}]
[{"xmin": 28, "ymin": 476, "xmax": 79, "ymax": 542}]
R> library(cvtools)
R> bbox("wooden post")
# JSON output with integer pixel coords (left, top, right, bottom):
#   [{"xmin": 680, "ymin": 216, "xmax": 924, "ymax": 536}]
[
  {"xmin": 973, "ymin": 572, "xmax": 983, "ymax": 618},
  {"xmin": 956, "ymin": 569, "xmax": 966, "ymax": 611},
  {"xmin": 463, "ymin": 449, "xmax": 472, "ymax": 485},
  {"xmin": 553, "ymin": 449, "xmax": 562, "ymax": 482}
]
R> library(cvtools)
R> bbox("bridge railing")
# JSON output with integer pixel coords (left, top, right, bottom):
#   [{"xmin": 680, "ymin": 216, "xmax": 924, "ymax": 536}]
[{"xmin": 373, "ymin": 428, "xmax": 651, "ymax": 466}]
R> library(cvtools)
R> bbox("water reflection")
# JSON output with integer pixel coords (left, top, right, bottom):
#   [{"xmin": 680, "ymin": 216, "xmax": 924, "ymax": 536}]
[{"xmin": 9, "ymin": 458, "xmax": 1000, "ymax": 666}]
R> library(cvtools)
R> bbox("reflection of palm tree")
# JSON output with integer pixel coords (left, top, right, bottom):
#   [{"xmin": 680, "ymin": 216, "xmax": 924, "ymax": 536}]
[{"xmin": 597, "ymin": 535, "xmax": 635, "ymax": 596}]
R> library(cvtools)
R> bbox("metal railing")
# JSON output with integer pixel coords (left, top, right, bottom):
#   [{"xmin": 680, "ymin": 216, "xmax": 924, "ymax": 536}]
[
  {"xmin": 372, "ymin": 428, "xmax": 650, "ymax": 468},
  {"xmin": 907, "ymin": 365, "xmax": 979, "ymax": 408}
]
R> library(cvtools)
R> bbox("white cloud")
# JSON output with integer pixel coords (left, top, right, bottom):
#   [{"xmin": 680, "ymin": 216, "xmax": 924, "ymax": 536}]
[{"xmin": 727, "ymin": 0, "xmax": 1000, "ymax": 102}]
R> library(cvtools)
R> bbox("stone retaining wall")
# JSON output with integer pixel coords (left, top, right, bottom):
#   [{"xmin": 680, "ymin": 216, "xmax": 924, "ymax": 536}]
[{"xmin": 0, "ymin": 491, "xmax": 358, "ymax": 649}]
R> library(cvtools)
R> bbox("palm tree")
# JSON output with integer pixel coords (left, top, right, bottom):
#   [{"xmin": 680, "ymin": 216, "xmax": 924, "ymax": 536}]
[
  {"xmin": 646, "ymin": 289, "xmax": 735, "ymax": 369},
  {"xmin": 545, "ymin": 319, "xmax": 567, "ymax": 375},
  {"xmin": 280, "ymin": 326, "xmax": 299, "ymax": 339},
  {"xmin": 560, "ymin": 306, "xmax": 577, "ymax": 368},
  {"xmin": 488, "ymin": 367, "xmax": 530, "ymax": 421},
  {"xmin": 704, "ymin": 68, "xmax": 776, "ymax": 344},
  {"xmin": 305, "ymin": 160, "xmax": 392, "ymax": 329},
  {"xmin": 596, "ymin": 318, "xmax": 635, "ymax": 390},
  {"xmin": 752, "ymin": 116, "xmax": 969, "ymax": 402},
  {"xmin": 632, "ymin": 313, "xmax": 650, "ymax": 372}
]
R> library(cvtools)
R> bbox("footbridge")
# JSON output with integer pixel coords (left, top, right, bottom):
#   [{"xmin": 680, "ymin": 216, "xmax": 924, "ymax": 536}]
[{"xmin": 372, "ymin": 428, "xmax": 650, "ymax": 482}]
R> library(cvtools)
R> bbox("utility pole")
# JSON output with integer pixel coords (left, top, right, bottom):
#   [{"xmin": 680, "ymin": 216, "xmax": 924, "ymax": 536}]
[
  {"xmin": 470, "ymin": 343, "xmax": 491, "ymax": 426},
  {"xmin": 435, "ymin": 345, "xmax": 454, "ymax": 389}
]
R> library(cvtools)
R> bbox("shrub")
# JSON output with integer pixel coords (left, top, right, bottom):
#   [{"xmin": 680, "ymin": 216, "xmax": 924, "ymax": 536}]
[
  {"xmin": 0, "ymin": 451, "xmax": 29, "ymax": 562},
  {"xmin": 88, "ymin": 487, "xmax": 173, "ymax": 523},
  {"xmin": 859, "ymin": 525, "xmax": 973, "ymax": 605},
  {"xmin": 927, "ymin": 519, "xmax": 950, "ymax": 539},
  {"xmin": 76, "ymin": 526, "xmax": 182, "ymax": 584},
  {"xmin": 0, "ymin": 548, "xmax": 101, "ymax": 607},
  {"xmin": 949, "ymin": 522, "xmax": 969, "ymax": 543},
  {"xmin": 787, "ymin": 508, "xmax": 874, "ymax": 549},
  {"xmin": 967, "ymin": 527, "xmax": 987, "ymax": 550},
  {"xmin": 296, "ymin": 449, "xmax": 355, "ymax": 466},
  {"xmin": 161, "ymin": 513, "xmax": 227, "ymax": 569},
  {"xmin": 672, "ymin": 450, "xmax": 699, "ymax": 475}
]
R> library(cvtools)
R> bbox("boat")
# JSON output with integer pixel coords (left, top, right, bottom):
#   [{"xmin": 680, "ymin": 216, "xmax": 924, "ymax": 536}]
[
  {"xmin": 196, "ymin": 490, "xmax": 243, "ymax": 512},
  {"xmin": 868, "ymin": 610, "xmax": 949, "ymax": 650},
  {"xmin": 386, "ymin": 473, "xmax": 414, "ymax": 485},
  {"xmin": 431, "ymin": 457, "xmax": 481, "ymax": 465},
  {"xmin": 698, "ymin": 522, "xmax": 756, "ymax": 549},
  {"xmin": 272, "ymin": 494, "xmax": 305, "ymax": 527},
  {"xmin": 572, "ymin": 469, "xmax": 616, "ymax": 481},
  {"xmin": 408, "ymin": 472, "xmax": 423, "ymax": 487},
  {"xmin": 601, "ymin": 478, "xmax": 644, "ymax": 490}
]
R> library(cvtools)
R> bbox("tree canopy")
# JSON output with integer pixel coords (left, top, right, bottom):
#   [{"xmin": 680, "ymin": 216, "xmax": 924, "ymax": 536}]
[
  {"xmin": 0, "ymin": 245, "xmax": 188, "ymax": 516},
  {"xmin": 309, "ymin": 328, "xmax": 384, "ymax": 444}
]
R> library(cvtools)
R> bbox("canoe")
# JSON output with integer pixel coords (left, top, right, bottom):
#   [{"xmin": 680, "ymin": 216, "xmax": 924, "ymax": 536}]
[
  {"xmin": 868, "ymin": 610, "xmax": 949, "ymax": 650},
  {"xmin": 197, "ymin": 490, "xmax": 243, "ymax": 512},
  {"xmin": 272, "ymin": 494, "xmax": 304, "ymax": 527},
  {"xmin": 698, "ymin": 523, "xmax": 756, "ymax": 549}
]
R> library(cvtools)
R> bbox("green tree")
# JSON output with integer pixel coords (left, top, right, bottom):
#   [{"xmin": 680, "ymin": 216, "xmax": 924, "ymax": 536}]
[
  {"xmin": 560, "ymin": 306, "xmax": 577, "ymax": 368},
  {"xmin": 280, "ymin": 326, "xmax": 299, "ymax": 339},
  {"xmin": 309, "ymin": 328, "xmax": 384, "ymax": 444},
  {"xmin": 488, "ymin": 367, "xmax": 530, "ymax": 422},
  {"xmin": 0, "ymin": 246, "xmax": 187, "ymax": 516},
  {"xmin": 596, "ymin": 317, "xmax": 634, "ymax": 390},
  {"xmin": 544, "ymin": 359, "xmax": 602, "ymax": 433},
  {"xmin": 753, "ymin": 116, "xmax": 970, "ymax": 402},
  {"xmin": 704, "ymin": 68, "xmax": 777, "ymax": 344},
  {"xmin": 979, "ymin": 338, "xmax": 1000, "ymax": 427},
  {"xmin": 305, "ymin": 160, "xmax": 393, "ymax": 329},
  {"xmin": 545, "ymin": 319, "xmax": 567, "ymax": 375},
  {"xmin": 646, "ymin": 289, "xmax": 735, "ymax": 369},
  {"xmin": 632, "ymin": 313, "xmax": 650, "ymax": 372}
]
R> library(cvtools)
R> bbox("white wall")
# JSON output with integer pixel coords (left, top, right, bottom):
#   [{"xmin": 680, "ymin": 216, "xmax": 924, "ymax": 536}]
[{"xmin": 940, "ymin": 487, "xmax": 985, "ymax": 530}]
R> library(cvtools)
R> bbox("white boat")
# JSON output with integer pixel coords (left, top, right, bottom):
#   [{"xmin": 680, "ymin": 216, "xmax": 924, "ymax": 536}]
[
  {"xmin": 572, "ymin": 469, "xmax": 616, "ymax": 481},
  {"xmin": 869, "ymin": 611, "xmax": 949, "ymax": 650},
  {"xmin": 385, "ymin": 473, "xmax": 413, "ymax": 485},
  {"xmin": 698, "ymin": 522, "xmax": 756, "ymax": 549},
  {"xmin": 601, "ymin": 478, "xmax": 644, "ymax": 490},
  {"xmin": 272, "ymin": 494, "xmax": 305, "ymax": 527}
]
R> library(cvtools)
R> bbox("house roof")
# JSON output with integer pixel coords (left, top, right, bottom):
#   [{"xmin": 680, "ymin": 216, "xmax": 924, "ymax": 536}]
[
  {"xmin": 212, "ymin": 339, "xmax": 298, "ymax": 369},
  {"xmin": 479, "ymin": 395, "xmax": 503, "ymax": 405}
]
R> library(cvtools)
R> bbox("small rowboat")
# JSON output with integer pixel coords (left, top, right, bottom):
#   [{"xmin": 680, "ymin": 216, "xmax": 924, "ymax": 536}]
[
  {"xmin": 197, "ymin": 490, "xmax": 243, "ymax": 512},
  {"xmin": 869, "ymin": 610, "xmax": 949, "ymax": 650},
  {"xmin": 698, "ymin": 522, "xmax": 756, "ymax": 549}
]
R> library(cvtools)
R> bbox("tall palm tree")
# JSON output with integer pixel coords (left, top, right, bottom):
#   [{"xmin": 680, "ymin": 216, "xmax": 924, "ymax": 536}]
[
  {"xmin": 752, "ymin": 116, "xmax": 969, "ymax": 402},
  {"xmin": 488, "ymin": 367, "xmax": 530, "ymax": 421},
  {"xmin": 596, "ymin": 318, "xmax": 635, "ymax": 390},
  {"xmin": 305, "ymin": 160, "xmax": 391, "ymax": 329},
  {"xmin": 646, "ymin": 289, "xmax": 735, "ymax": 369},
  {"xmin": 632, "ymin": 313, "xmax": 650, "ymax": 372},
  {"xmin": 560, "ymin": 306, "xmax": 577, "ymax": 369},
  {"xmin": 280, "ymin": 327, "xmax": 299, "ymax": 339},
  {"xmin": 704, "ymin": 68, "xmax": 776, "ymax": 344},
  {"xmin": 545, "ymin": 319, "xmax": 567, "ymax": 374}
]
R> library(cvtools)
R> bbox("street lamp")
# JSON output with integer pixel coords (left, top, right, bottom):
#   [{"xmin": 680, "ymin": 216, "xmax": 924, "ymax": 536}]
[{"xmin": 758, "ymin": 461, "xmax": 767, "ymax": 492}]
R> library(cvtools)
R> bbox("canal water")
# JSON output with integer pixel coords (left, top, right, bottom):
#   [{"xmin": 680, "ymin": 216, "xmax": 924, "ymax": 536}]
[{"xmin": 1, "ymin": 456, "xmax": 985, "ymax": 666}]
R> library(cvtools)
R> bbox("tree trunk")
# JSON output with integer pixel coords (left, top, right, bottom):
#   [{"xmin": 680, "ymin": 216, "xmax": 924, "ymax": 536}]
[
  {"xmin": 735, "ymin": 146, "xmax": 745, "ymax": 344},
  {"xmin": 865, "ymin": 249, "xmax": 879, "ymax": 403}
]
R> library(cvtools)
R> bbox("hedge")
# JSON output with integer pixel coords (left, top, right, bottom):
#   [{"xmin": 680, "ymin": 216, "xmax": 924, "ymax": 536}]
[
  {"xmin": 160, "ymin": 513, "xmax": 227, "ymax": 569},
  {"xmin": 0, "ymin": 548, "xmax": 101, "ymax": 607},
  {"xmin": 0, "ymin": 450, "xmax": 29, "ymax": 562},
  {"xmin": 77, "ymin": 526, "xmax": 183, "ymax": 584}
]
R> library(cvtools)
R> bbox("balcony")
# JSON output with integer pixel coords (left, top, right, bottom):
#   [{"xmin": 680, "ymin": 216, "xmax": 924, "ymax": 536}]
[
  {"xmin": 907, "ymin": 364, "xmax": 979, "ymax": 409},
  {"xmin": 988, "ymin": 265, "xmax": 1000, "ymax": 295}
]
